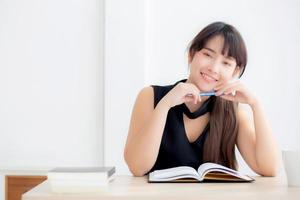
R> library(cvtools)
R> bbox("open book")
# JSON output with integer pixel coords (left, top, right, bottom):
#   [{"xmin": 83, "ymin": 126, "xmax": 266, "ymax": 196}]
[{"xmin": 148, "ymin": 163, "xmax": 254, "ymax": 183}]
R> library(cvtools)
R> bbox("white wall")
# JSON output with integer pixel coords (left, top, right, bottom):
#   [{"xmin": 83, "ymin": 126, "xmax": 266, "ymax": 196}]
[
  {"xmin": 105, "ymin": 0, "xmax": 300, "ymax": 175},
  {"xmin": 0, "ymin": 0, "xmax": 104, "ymax": 168},
  {"xmin": 104, "ymin": 0, "xmax": 146, "ymax": 175}
]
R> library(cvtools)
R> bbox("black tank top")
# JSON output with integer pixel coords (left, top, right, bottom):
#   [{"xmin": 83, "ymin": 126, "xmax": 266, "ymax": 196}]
[{"xmin": 148, "ymin": 79, "xmax": 216, "ymax": 173}]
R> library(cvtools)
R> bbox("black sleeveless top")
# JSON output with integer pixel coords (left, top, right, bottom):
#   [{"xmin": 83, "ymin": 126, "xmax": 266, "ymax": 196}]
[{"xmin": 148, "ymin": 79, "xmax": 216, "ymax": 173}]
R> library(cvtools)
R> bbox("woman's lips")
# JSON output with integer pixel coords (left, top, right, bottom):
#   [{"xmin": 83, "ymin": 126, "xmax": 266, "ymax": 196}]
[{"xmin": 200, "ymin": 72, "xmax": 218, "ymax": 83}]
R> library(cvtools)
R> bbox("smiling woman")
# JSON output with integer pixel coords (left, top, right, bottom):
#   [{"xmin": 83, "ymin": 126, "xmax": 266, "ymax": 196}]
[{"xmin": 124, "ymin": 22, "xmax": 280, "ymax": 177}]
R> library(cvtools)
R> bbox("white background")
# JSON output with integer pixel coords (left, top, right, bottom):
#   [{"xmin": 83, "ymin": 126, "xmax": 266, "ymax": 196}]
[
  {"xmin": 0, "ymin": 0, "xmax": 104, "ymax": 168},
  {"xmin": 0, "ymin": 1, "xmax": 104, "ymax": 199},
  {"xmin": 0, "ymin": 1, "xmax": 300, "ymax": 199}
]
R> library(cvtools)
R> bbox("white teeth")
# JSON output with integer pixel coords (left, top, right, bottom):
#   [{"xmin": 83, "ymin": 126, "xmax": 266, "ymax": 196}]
[{"xmin": 201, "ymin": 72, "xmax": 217, "ymax": 81}]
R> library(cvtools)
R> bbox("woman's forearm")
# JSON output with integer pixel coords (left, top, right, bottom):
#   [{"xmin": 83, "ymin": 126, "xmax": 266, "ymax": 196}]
[
  {"xmin": 251, "ymin": 100, "xmax": 280, "ymax": 176},
  {"xmin": 124, "ymin": 99, "xmax": 170, "ymax": 176}
]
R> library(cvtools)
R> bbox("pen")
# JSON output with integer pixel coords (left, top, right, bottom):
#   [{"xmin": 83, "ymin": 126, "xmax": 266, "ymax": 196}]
[
  {"xmin": 200, "ymin": 91, "xmax": 231, "ymax": 96},
  {"xmin": 199, "ymin": 92, "xmax": 217, "ymax": 96},
  {"xmin": 187, "ymin": 91, "xmax": 224, "ymax": 97}
]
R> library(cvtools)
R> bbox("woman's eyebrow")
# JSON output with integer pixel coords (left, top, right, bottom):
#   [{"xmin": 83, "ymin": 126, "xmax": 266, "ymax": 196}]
[
  {"xmin": 203, "ymin": 47, "xmax": 236, "ymax": 61},
  {"xmin": 203, "ymin": 47, "xmax": 216, "ymax": 53}
]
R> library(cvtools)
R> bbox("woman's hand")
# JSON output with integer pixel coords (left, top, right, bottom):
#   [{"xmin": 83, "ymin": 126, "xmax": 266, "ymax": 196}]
[
  {"xmin": 161, "ymin": 82, "xmax": 202, "ymax": 109},
  {"xmin": 214, "ymin": 79, "xmax": 258, "ymax": 106}
]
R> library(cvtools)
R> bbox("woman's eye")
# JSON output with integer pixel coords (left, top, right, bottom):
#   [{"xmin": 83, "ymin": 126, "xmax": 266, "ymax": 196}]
[
  {"xmin": 223, "ymin": 62, "xmax": 231, "ymax": 66},
  {"xmin": 203, "ymin": 53, "xmax": 211, "ymax": 57}
]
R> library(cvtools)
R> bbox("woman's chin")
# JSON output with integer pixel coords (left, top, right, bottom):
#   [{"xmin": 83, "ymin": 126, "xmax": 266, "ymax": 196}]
[
  {"xmin": 189, "ymin": 79, "xmax": 216, "ymax": 92},
  {"xmin": 197, "ymin": 85, "xmax": 216, "ymax": 92}
]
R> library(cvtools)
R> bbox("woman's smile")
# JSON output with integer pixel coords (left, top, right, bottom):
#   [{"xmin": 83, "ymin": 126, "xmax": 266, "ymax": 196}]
[{"xmin": 200, "ymin": 72, "xmax": 218, "ymax": 83}]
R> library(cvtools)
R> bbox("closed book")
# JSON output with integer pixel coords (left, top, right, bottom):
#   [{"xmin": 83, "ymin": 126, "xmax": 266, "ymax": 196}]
[
  {"xmin": 149, "ymin": 163, "xmax": 254, "ymax": 183},
  {"xmin": 47, "ymin": 167, "xmax": 115, "ymax": 193}
]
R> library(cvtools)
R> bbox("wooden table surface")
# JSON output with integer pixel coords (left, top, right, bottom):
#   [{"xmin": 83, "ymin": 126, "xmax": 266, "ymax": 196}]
[{"xmin": 22, "ymin": 175, "xmax": 300, "ymax": 200}]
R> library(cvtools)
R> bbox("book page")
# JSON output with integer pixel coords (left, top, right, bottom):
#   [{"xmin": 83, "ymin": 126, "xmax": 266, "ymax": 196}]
[
  {"xmin": 150, "ymin": 166, "xmax": 200, "ymax": 180},
  {"xmin": 197, "ymin": 163, "xmax": 238, "ymax": 175},
  {"xmin": 197, "ymin": 163, "xmax": 254, "ymax": 181}
]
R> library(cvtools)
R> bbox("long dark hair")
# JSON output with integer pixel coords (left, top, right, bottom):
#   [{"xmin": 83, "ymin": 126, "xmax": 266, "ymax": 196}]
[{"xmin": 188, "ymin": 22, "xmax": 247, "ymax": 170}]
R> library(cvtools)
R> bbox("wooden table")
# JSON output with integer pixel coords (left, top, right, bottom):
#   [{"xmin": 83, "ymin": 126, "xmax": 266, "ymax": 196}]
[
  {"xmin": 22, "ymin": 175, "xmax": 300, "ymax": 200},
  {"xmin": 0, "ymin": 168, "xmax": 49, "ymax": 200}
]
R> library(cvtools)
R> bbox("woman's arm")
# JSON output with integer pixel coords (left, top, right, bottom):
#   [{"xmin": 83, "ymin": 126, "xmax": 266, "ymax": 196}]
[
  {"xmin": 124, "ymin": 87, "xmax": 170, "ymax": 176},
  {"xmin": 215, "ymin": 81, "xmax": 280, "ymax": 176},
  {"xmin": 124, "ymin": 83, "xmax": 202, "ymax": 176},
  {"xmin": 237, "ymin": 103, "xmax": 280, "ymax": 176}
]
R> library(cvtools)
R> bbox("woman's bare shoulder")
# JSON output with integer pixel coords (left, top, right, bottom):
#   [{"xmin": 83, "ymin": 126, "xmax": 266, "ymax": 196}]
[
  {"xmin": 138, "ymin": 86, "xmax": 153, "ymax": 97},
  {"xmin": 127, "ymin": 87, "xmax": 155, "ymax": 138},
  {"xmin": 132, "ymin": 86, "xmax": 155, "ymax": 116},
  {"xmin": 136, "ymin": 86, "xmax": 154, "ymax": 105}
]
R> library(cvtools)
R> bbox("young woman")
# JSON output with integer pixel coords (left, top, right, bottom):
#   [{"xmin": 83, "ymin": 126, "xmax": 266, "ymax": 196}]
[{"xmin": 124, "ymin": 22, "xmax": 279, "ymax": 177}]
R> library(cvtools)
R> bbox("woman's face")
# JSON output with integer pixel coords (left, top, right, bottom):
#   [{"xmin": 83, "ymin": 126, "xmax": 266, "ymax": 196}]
[{"xmin": 188, "ymin": 35, "xmax": 239, "ymax": 92}]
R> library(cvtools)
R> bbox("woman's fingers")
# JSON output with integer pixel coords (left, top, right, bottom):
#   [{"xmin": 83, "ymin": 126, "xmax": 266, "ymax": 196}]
[
  {"xmin": 215, "ymin": 80, "xmax": 240, "ymax": 96},
  {"xmin": 223, "ymin": 87, "xmax": 238, "ymax": 96},
  {"xmin": 184, "ymin": 95, "xmax": 194, "ymax": 102},
  {"xmin": 214, "ymin": 78, "xmax": 237, "ymax": 90},
  {"xmin": 191, "ymin": 84, "xmax": 202, "ymax": 104},
  {"xmin": 214, "ymin": 79, "xmax": 257, "ymax": 105},
  {"xmin": 198, "ymin": 94, "xmax": 202, "ymax": 102},
  {"xmin": 184, "ymin": 83, "xmax": 201, "ymax": 104},
  {"xmin": 185, "ymin": 92, "xmax": 200, "ymax": 104}
]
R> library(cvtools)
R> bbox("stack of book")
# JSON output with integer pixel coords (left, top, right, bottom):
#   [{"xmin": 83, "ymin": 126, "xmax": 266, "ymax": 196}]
[{"xmin": 47, "ymin": 167, "xmax": 115, "ymax": 193}]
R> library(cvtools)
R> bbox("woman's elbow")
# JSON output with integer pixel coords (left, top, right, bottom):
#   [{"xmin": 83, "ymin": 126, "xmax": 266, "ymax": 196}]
[
  {"xmin": 124, "ymin": 150, "xmax": 148, "ymax": 177},
  {"xmin": 126, "ymin": 162, "xmax": 148, "ymax": 177},
  {"xmin": 257, "ymin": 165, "xmax": 279, "ymax": 177},
  {"xmin": 128, "ymin": 166, "xmax": 147, "ymax": 177},
  {"xmin": 264, "ymin": 167, "xmax": 279, "ymax": 177}
]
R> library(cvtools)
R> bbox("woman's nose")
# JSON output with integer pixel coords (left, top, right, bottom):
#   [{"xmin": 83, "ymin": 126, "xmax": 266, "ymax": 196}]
[{"xmin": 208, "ymin": 61, "xmax": 220, "ymax": 73}]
